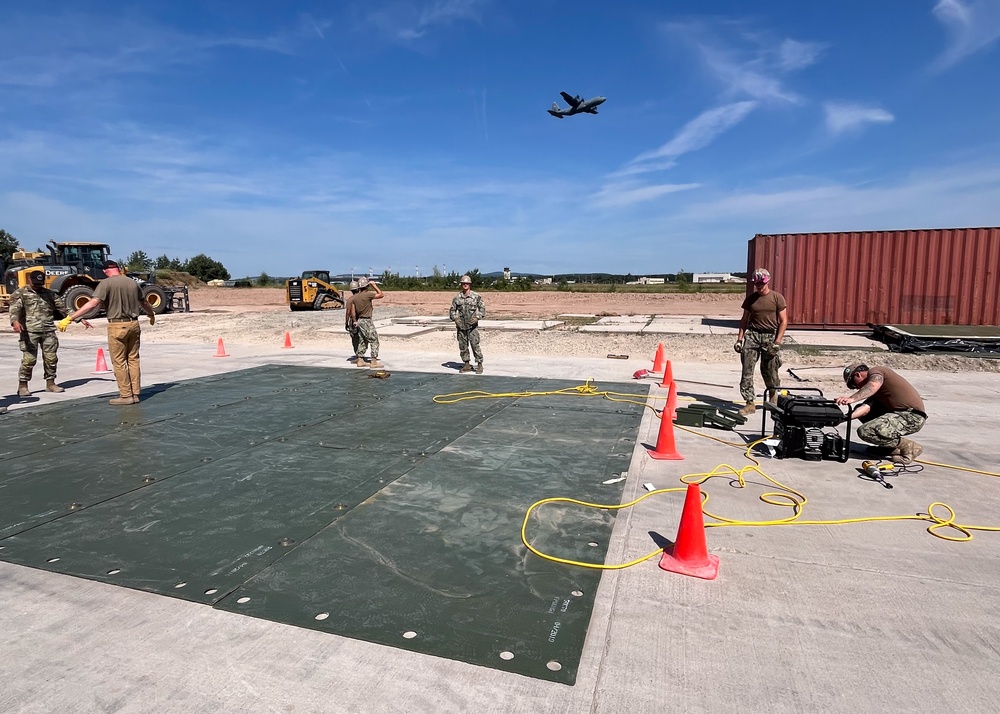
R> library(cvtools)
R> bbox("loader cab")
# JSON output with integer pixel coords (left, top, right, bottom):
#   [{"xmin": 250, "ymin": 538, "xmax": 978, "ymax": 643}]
[
  {"xmin": 300, "ymin": 270, "xmax": 332, "ymax": 283},
  {"xmin": 52, "ymin": 242, "xmax": 112, "ymax": 281}
]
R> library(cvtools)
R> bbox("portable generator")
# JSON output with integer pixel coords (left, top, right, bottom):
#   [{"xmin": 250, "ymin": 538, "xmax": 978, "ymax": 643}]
[{"xmin": 760, "ymin": 387, "xmax": 853, "ymax": 462}]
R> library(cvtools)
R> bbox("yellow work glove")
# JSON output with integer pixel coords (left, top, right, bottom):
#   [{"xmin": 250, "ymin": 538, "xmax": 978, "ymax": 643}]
[
  {"xmin": 57, "ymin": 316, "xmax": 73, "ymax": 332},
  {"xmin": 149, "ymin": 314, "xmax": 155, "ymax": 326}
]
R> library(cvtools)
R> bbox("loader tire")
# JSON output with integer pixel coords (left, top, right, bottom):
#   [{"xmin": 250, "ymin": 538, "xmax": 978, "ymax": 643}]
[
  {"xmin": 62, "ymin": 285, "xmax": 99, "ymax": 318},
  {"xmin": 142, "ymin": 285, "xmax": 169, "ymax": 314}
]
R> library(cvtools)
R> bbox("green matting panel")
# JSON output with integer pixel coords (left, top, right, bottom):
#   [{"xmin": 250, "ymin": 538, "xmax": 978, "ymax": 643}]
[
  {"xmin": 0, "ymin": 366, "xmax": 644, "ymax": 685},
  {"xmin": 884, "ymin": 324, "xmax": 1000, "ymax": 339}
]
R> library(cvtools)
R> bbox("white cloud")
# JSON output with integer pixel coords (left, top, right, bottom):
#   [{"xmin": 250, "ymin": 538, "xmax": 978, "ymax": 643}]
[
  {"xmin": 823, "ymin": 102, "xmax": 895, "ymax": 134},
  {"xmin": 598, "ymin": 101, "xmax": 757, "ymax": 213},
  {"xmin": 633, "ymin": 101, "xmax": 759, "ymax": 164},
  {"xmin": 663, "ymin": 20, "xmax": 825, "ymax": 105},
  {"xmin": 666, "ymin": 163, "xmax": 1000, "ymax": 232},
  {"xmin": 591, "ymin": 182, "xmax": 701, "ymax": 209},
  {"xmin": 932, "ymin": 0, "xmax": 1000, "ymax": 70},
  {"xmin": 366, "ymin": 0, "xmax": 490, "ymax": 42},
  {"xmin": 776, "ymin": 38, "xmax": 827, "ymax": 71},
  {"xmin": 0, "ymin": 13, "xmax": 308, "ymax": 89}
]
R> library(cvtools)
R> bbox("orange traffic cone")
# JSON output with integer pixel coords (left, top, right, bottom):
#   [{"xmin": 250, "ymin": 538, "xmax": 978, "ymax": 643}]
[
  {"xmin": 92, "ymin": 348, "xmax": 113, "ymax": 374},
  {"xmin": 659, "ymin": 359, "xmax": 674, "ymax": 388},
  {"xmin": 282, "ymin": 331, "xmax": 294, "ymax": 349},
  {"xmin": 647, "ymin": 405, "xmax": 684, "ymax": 460},
  {"xmin": 213, "ymin": 338, "xmax": 229, "ymax": 357},
  {"xmin": 652, "ymin": 343, "xmax": 666, "ymax": 373},
  {"xmin": 665, "ymin": 380, "xmax": 678, "ymax": 421},
  {"xmin": 658, "ymin": 483, "xmax": 719, "ymax": 580}
]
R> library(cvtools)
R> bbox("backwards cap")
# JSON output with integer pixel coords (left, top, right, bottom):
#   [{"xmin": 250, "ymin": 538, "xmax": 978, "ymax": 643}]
[
  {"xmin": 843, "ymin": 362, "xmax": 869, "ymax": 385},
  {"xmin": 752, "ymin": 268, "xmax": 771, "ymax": 284}
]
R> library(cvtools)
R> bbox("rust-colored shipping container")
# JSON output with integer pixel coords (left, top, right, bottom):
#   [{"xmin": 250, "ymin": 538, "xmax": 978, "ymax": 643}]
[{"xmin": 747, "ymin": 227, "xmax": 1000, "ymax": 329}]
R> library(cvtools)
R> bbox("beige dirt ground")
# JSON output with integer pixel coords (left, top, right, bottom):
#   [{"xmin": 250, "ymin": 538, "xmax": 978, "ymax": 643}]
[{"xmin": 136, "ymin": 287, "xmax": 1000, "ymax": 386}]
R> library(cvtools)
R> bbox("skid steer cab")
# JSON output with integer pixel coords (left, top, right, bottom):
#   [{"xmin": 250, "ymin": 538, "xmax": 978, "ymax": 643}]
[{"xmin": 286, "ymin": 270, "xmax": 345, "ymax": 311}]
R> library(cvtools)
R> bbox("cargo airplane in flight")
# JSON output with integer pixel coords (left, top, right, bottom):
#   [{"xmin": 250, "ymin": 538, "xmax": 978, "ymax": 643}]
[{"xmin": 547, "ymin": 92, "xmax": 606, "ymax": 118}]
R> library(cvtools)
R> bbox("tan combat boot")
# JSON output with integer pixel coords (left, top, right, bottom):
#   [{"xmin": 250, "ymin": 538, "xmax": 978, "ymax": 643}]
[
  {"xmin": 737, "ymin": 401, "xmax": 756, "ymax": 417},
  {"xmin": 46, "ymin": 380, "xmax": 65, "ymax": 393},
  {"xmin": 108, "ymin": 396, "xmax": 136, "ymax": 406},
  {"xmin": 891, "ymin": 438, "xmax": 923, "ymax": 465},
  {"xmin": 356, "ymin": 357, "xmax": 366, "ymax": 367},
  {"xmin": 368, "ymin": 359, "xmax": 383, "ymax": 369},
  {"xmin": 17, "ymin": 381, "xmax": 30, "ymax": 397},
  {"xmin": 459, "ymin": 362, "xmax": 473, "ymax": 373},
  {"xmin": 475, "ymin": 362, "xmax": 484, "ymax": 374}
]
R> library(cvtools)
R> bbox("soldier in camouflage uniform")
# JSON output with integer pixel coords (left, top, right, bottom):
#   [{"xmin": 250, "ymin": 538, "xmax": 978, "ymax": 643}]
[
  {"xmin": 449, "ymin": 275, "xmax": 486, "ymax": 374},
  {"xmin": 8, "ymin": 271, "xmax": 88, "ymax": 397},
  {"xmin": 344, "ymin": 280, "xmax": 362, "ymax": 359},
  {"xmin": 734, "ymin": 268, "xmax": 788, "ymax": 416},
  {"xmin": 348, "ymin": 277, "xmax": 384, "ymax": 368},
  {"xmin": 836, "ymin": 363, "xmax": 927, "ymax": 465}
]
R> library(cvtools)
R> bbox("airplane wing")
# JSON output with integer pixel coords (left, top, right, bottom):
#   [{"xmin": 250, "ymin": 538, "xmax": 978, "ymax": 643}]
[{"xmin": 560, "ymin": 92, "xmax": 582, "ymax": 108}]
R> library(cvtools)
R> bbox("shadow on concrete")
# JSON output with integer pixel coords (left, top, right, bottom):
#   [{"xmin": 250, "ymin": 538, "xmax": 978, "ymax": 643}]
[
  {"xmin": 703, "ymin": 317, "xmax": 741, "ymax": 329},
  {"xmin": 57, "ymin": 376, "xmax": 116, "ymax": 390}
]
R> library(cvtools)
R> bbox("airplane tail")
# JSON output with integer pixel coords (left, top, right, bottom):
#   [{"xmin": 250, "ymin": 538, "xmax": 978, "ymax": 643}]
[{"xmin": 548, "ymin": 102, "xmax": 563, "ymax": 118}]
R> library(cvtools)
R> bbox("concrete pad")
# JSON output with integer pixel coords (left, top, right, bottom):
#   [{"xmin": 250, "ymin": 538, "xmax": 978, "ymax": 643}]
[
  {"xmin": 392, "ymin": 316, "xmax": 454, "ymax": 326},
  {"xmin": 581, "ymin": 315, "xmax": 651, "ymax": 334},
  {"xmin": 1, "ymin": 335, "xmax": 999, "ymax": 713},
  {"xmin": 788, "ymin": 329, "xmax": 889, "ymax": 350},
  {"xmin": 641, "ymin": 316, "xmax": 716, "ymax": 335},
  {"xmin": 579, "ymin": 324, "xmax": 645, "ymax": 334},
  {"xmin": 376, "ymin": 324, "xmax": 444, "ymax": 337},
  {"xmin": 595, "ymin": 315, "xmax": 651, "ymax": 325},
  {"xmin": 477, "ymin": 319, "xmax": 563, "ymax": 331}
]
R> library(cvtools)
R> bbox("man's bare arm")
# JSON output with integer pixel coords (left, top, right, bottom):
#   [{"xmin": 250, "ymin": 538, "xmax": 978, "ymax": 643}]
[
  {"xmin": 835, "ymin": 373, "xmax": 883, "ymax": 405},
  {"xmin": 775, "ymin": 308, "xmax": 788, "ymax": 344}
]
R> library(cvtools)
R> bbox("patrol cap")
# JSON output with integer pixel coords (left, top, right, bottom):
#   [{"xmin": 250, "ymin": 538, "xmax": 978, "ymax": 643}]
[
  {"xmin": 843, "ymin": 362, "xmax": 869, "ymax": 385},
  {"xmin": 460, "ymin": 275, "xmax": 472, "ymax": 285},
  {"xmin": 357, "ymin": 277, "xmax": 370, "ymax": 288},
  {"xmin": 28, "ymin": 270, "xmax": 46, "ymax": 285},
  {"xmin": 752, "ymin": 268, "xmax": 770, "ymax": 284},
  {"xmin": 349, "ymin": 280, "xmax": 360, "ymax": 291},
  {"xmin": 102, "ymin": 259, "xmax": 120, "ymax": 270}
]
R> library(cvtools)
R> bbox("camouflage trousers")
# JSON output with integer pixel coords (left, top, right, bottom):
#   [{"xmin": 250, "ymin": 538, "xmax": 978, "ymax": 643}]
[
  {"xmin": 356, "ymin": 318, "xmax": 379, "ymax": 359},
  {"xmin": 457, "ymin": 326, "xmax": 483, "ymax": 364},
  {"xmin": 347, "ymin": 325, "xmax": 361, "ymax": 356},
  {"xmin": 18, "ymin": 330, "xmax": 59, "ymax": 381},
  {"xmin": 739, "ymin": 330, "xmax": 781, "ymax": 403},
  {"xmin": 856, "ymin": 411, "xmax": 926, "ymax": 447}
]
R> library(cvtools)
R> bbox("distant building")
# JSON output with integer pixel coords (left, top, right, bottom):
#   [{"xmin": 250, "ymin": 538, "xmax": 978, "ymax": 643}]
[
  {"xmin": 693, "ymin": 272, "xmax": 745, "ymax": 284},
  {"xmin": 503, "ymin": 267, "xmax": 511, "ymax": 281},
  {"xmin": 535, "ymin": 277, "xmax": 553, "ymax": 285},
  {"xmin": 638, "ymin": 276, "xmax": 666, "ymax": 285}
]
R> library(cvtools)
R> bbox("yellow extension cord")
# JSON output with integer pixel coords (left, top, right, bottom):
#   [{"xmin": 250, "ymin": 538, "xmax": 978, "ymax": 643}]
[{"xmin": 432, "ymin": 379, "xmax": 1000, "ymax": 570}]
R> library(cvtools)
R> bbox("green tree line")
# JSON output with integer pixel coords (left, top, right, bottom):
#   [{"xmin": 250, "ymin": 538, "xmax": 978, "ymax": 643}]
[{"xmin": 125, "ymin": 250, "xmax": 231, "ymax": 283}]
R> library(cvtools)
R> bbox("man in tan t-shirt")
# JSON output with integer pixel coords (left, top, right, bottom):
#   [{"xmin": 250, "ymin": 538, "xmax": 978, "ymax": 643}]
[
  {"xmin": 836, "ymin": 363, "xmax": 927, "ymax": 465},
  {"xmin": 734, "ymin": 268, "xmax": 788, "ymax": 416},
  {"xmin": 347, "ymin": 277, "xmax": 384, "ymax": 368},
  {"xmin": 59, "ymin": 260, "xmax": 155, "ymax": 405}
]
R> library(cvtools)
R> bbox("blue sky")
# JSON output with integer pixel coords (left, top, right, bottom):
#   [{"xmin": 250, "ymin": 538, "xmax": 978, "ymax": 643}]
[{"xmin": 2, "ymin": 0, "xmax": 999, "ymax": 278}]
